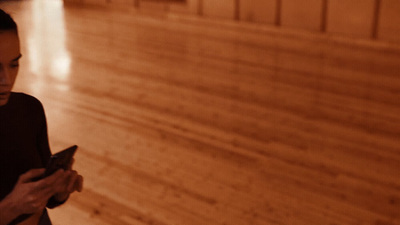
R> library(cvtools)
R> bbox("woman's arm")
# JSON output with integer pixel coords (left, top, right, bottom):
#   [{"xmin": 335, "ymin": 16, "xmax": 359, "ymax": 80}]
[{"xmin": 0, "ymin": 198, "xmax": 20, "ymax": 225}]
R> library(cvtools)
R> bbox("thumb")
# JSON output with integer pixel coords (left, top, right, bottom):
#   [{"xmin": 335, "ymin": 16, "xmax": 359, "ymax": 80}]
[{"xmin": 19, "ymin": 168, "xmax": 46, "ymax": 183}]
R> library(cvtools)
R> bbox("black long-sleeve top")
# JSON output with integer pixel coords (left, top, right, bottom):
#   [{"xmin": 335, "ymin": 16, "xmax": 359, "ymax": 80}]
[{"xmin": 0, "ymin": 92, "xmax": 63, "ymax": 225}]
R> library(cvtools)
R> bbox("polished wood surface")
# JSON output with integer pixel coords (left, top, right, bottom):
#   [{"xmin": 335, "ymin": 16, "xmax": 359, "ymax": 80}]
[{"xmin": 1, "ymin": 0, "xmax": 400, "ymax": 224}]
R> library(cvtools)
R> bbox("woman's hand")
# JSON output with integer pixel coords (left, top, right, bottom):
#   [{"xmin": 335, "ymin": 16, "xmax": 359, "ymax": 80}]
[
  {"xmin": 1, "ymin": 168, "xmax": 68, "ymax": 216},
  {"xmin": 52, "ymin": 169, "xmax": 84, "ymax": 202},
  {"xmin": 0, "ymin": 162, "xmax": 83, "ymax": 225}
]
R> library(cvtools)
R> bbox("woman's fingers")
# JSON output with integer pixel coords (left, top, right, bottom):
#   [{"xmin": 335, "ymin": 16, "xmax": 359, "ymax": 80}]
[
  {"xmin": 32, "ymin": 170, "xmax": 65, "ymax": 197},
  {"xmin": 36, "ymin": 170, "xmax": 64, "ymax": 186},
  {"xmin": 76, "ymin": 175, "xmax": 83, "ymax": 192},
  {"xmin": 29, "ymin": 168, "xmax": 83, "ymax": 200},
  {"xmin": 66, "ymin": 171, "xmax": 78, "ymax": 192},
  {"xmin": 18, "ymin": 168, "xmax": 46, "ymax": 183},
  {"xmin": 65, "ymin": 171, "xmax": 83, "ymax": 193}
]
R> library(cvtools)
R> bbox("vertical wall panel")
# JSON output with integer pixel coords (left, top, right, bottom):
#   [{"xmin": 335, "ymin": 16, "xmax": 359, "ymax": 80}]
[
  {"xmin": 139, "ymin": 1, "xmax": 168, "ymax": 12},
  {"xmin": 327, "ymin": 0, "xmax": 375, "ymax": 38},
  {"xmin": 281, "ymin": 0, "xmax": 323, "ymax": 31},
  {"xmin": 63, "ymin": 0, "xmax": 84, "ymax": 4},
  {"xmin": 239, "ymin": 0, "xmax": 276, "ymax": 24},
  {"xmin": 169, "ymin": 0, "xmax": 199, "ymax": 15},
  {"xmin": 379, "ymin": 0, "xmax": 400, "ymax": 43},
  {"xmin": 203, "ymin": 0, "xmax": 235, "ymax": 20},
  {"xmin": 81, "ymin": 0, "xmax": 106, "ymax": 5},
  {"xmin": 110, "ymin": 0, "xmax": 134, "ymax": 6}
]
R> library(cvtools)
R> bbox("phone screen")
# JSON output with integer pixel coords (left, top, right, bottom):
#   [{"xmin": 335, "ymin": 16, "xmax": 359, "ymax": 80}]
[{"xmin": 43, "ymin": 145, "xmax": 78, "ymax": 177}]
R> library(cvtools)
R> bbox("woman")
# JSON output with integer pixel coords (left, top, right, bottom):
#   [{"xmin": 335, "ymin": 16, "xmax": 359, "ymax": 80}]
[{"xmin": 0, "ymin": 9, "xmax": 83, "ymax": 225}]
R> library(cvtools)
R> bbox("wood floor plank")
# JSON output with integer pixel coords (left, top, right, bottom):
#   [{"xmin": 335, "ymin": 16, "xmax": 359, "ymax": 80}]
[{"xmin": 0, "ymin": 0, "xmax": 399, "ymax": 224}]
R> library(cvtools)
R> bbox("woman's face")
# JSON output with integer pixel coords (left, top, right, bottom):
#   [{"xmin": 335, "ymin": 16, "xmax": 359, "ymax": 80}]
[{"xmin": 0, "ymin": 31, "xmax": 21, "ymax": 106}]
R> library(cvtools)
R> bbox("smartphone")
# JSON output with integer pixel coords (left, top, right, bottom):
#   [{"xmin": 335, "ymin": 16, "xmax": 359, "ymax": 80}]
[{"xmin": 33, "ymin": 145, "xmax": 78, "ymax": 181}]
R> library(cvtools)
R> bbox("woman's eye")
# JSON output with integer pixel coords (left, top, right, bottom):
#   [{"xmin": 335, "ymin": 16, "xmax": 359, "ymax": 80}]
[{"xmin": 10, "ymin": 64, "xmax": 19, "ymax": 68}]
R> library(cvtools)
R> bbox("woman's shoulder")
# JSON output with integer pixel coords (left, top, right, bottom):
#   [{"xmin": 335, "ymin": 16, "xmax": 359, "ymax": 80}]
[
  {"xmin": 11, "ymin": 92, "xmax": 42, "ymax": 104},
  {"xmin": 10, "ymin": 92, "xmax": 44, "ymax": 112}
]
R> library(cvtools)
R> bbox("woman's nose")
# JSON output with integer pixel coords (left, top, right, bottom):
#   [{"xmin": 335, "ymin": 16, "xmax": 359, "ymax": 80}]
[{"xmin": 0, "ymin": 65, "xmax": 11, "ymax": 85}]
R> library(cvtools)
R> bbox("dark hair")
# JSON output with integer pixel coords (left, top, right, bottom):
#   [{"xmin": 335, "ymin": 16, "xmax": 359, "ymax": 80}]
[{"xmin": 0, "ymin": 9, "xmax": 17, "ymax": 31}]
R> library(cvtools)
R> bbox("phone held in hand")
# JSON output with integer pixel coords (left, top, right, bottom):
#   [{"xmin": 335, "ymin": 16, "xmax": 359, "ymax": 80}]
[{"xmin": 33, "ymin": 145, "xmax": 78, "ymax": 181}]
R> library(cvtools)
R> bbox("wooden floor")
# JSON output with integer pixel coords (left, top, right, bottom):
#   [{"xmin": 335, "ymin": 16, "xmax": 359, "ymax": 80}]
[{"xmin": 1, "ymin": 0, "xmax": 400, "ymax": 224}]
